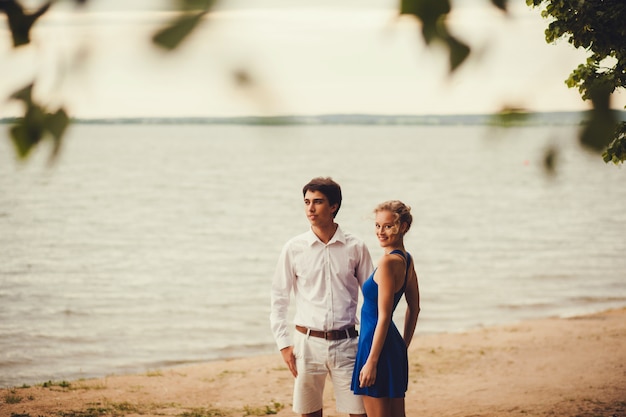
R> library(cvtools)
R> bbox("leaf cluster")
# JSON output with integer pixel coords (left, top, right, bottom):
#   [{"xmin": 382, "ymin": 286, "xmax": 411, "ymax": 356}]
[
  {"xmin": 528, "ymin": 0, "xmax": 626, "ymax": 162},
  {"xmin": 1, "ymin": 0, "xmax": 218, "ymax": 162},
  {"xmin": 603, "ymin": 123, "xmax": 626, "ymax": 164}
]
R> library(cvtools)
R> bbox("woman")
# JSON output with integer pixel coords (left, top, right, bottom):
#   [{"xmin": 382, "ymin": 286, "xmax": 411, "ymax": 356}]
[{"xmin": 351, "ymin": 200, "xmax": 421, "ymax": 417}]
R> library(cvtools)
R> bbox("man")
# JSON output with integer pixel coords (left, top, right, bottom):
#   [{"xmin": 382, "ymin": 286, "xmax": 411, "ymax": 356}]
[{"xmin": 270, "ymin": 177, "xmax": 373, "ymax": 417}]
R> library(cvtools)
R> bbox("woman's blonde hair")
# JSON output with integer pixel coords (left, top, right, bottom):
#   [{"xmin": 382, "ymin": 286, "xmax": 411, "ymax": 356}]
[{"xmin": 374, "ymin": 200, "xmax": 412, "ymax": 234}]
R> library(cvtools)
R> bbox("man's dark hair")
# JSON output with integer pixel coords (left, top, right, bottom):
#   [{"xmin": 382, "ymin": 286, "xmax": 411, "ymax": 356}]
[{"xmin": 302, "ymin": 177, "xmax": 342, "ymax": 218}]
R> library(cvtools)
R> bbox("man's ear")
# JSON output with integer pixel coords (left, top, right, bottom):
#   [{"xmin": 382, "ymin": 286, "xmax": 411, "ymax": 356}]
[{"xmin": 330, "ymin": 203, "xmax": 339, "ymax": 217}]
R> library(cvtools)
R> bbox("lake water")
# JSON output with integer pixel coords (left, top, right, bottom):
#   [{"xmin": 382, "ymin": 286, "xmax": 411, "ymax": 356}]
[{"xmin": 1, "ymin": 123, "xmax": 625, "ymax": 387}]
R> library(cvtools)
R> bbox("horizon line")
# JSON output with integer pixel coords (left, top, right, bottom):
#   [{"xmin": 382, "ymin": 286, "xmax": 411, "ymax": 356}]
[{"xmin": 2, "ymin": 110, "xmax": 624, "ymax": 126}]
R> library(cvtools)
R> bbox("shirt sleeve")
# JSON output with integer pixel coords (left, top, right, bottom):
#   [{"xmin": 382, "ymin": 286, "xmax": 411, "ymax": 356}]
[
  {"xmin": 270, "ymin": 243, "xmax": 294, "ymax": 351},
  {"xmin": 355, "ymin": 241, "xmax": 374, "ymax": 288}
]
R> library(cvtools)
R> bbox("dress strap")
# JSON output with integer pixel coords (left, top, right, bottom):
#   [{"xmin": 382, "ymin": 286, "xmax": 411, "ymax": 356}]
[
  {"xmin": 389, "ymin": 250, "xmax": 411, "ymax": 289},
  {"xmin": 403, "ymin": 253, "xmax": 411, "ymax": 289}
]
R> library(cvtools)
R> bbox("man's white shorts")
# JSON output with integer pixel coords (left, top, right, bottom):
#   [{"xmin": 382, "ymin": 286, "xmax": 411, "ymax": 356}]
[{"xmin": 292, "ymin": 329, "xmax": 365, "ymax": 415}]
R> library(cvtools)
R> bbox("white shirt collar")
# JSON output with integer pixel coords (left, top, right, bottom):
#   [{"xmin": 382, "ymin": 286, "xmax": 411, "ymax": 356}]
[{"xmin": 305, "ymin": 224, "xmax": 346, "ymax": 246}]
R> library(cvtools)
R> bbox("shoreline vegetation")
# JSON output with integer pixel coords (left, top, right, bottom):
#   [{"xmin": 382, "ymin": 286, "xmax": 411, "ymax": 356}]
[
  {"xmin": 2, "ymin": 307, "xmax": 624, "ymax": 417},
  {"xmin": 1, "ymin": 110, "xmax": 626, "ymax": 127}
]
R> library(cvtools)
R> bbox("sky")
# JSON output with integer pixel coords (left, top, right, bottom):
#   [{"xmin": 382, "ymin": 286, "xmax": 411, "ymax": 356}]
[{"xmin": 1, "ymin": 0, "xmax": 625, "ymax": 118}]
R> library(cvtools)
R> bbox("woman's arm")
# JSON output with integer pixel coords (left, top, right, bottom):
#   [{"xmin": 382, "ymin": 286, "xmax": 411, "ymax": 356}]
[
  {"xmin": 403, "ymin": 260, "xmax": 420, "ymax": 348},
  {"xmin": 358, "ymin": 255, "xmax": 403, "ymax": 388}
]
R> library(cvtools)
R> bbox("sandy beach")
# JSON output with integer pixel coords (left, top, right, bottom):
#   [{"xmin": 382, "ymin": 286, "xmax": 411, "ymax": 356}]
[{"xmin": 2, "ymin": 307, "xmax": 625, "ymax": 417}]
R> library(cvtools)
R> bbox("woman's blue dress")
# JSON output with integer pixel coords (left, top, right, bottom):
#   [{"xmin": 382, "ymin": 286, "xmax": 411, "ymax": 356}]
[{"xmin": 351, "ymin": 250, "xmax": 410, "ymax": 398}]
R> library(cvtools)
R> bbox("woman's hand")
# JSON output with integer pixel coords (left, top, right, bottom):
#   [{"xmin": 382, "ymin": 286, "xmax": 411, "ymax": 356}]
[{"xmin": 359, "ymin": 360, "xmax": 377, "ymax": 388}]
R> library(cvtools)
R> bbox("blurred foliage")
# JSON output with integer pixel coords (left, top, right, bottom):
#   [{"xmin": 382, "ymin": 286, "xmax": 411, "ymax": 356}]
[
  {"xmin": 152, "ymin": 0, "xmax": 216, "ymax": 51},
  {"xmin": 489, "ymin": 106, "xmax": 532, "ymax": 127},
  {"xmin": 527, "ymin": 0, "xmax": 626, "ymax": 164},
  {"xmin": 8, "ymin": 83, "xmax": 69, "ymax": 161},
  {"xmin": 543, "ymin": 145, "xmax": 557, "ymax": 175},
  {"xmin": 1, "ymin": 0, "xmax": 75, "ymax": 162},
  {"xmin": 603, "ymin": 123, "xmax": 626, "ymax": 164},
  {"xmin": 1, "ymin": 0, "xmax": 624, "ymax": 168},
  {"xmin": 11, "ymin": 84, "xmax": 70, "ymax": 158},
  {"xmin": 399, "ymin": 0, "xmax": 471, "ymax": 73},
  {"xmin": 0, "ymin": 0, "xmax": 50, "ymax": 47}
]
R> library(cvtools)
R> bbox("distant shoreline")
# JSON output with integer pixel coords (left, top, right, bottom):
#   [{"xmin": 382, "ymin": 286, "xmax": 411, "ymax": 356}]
[{"xmin": 2, "ymin": 110, "xmax": 625, "ymax": 126}]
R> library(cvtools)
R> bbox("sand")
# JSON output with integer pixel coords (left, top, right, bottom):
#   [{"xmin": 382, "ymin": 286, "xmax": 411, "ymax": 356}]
[{"xmin": 2, "ymin": 307, "xmax": 625, "ymax": 417}]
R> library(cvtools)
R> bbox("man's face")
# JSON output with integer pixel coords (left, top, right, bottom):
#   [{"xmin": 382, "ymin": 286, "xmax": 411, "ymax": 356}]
[{"xmin": 304, "ymin": 190, "xmax": 337, "ymax": 228}]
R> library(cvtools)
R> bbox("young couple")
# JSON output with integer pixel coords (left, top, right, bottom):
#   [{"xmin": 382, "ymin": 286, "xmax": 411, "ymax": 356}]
[{"xmin": 270, "ymin": 177, "xmax": 421, "ymax": 417}]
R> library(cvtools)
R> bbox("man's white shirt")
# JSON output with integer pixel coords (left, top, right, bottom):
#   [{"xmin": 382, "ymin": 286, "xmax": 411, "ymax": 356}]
[{"xmin": 270, "ymin": 225, "xmax": 373, "ymax": 350}]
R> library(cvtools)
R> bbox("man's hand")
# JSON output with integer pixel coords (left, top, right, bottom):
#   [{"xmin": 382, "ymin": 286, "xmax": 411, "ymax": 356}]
[{"xmin": 280, "ymin": 346, "xmax": 297, "ymax": 378}]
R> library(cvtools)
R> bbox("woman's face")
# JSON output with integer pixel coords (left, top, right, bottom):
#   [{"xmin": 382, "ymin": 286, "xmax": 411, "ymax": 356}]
[{"xmin": 375, "ymin": 210, "xmax": 403, "ymax": 249}]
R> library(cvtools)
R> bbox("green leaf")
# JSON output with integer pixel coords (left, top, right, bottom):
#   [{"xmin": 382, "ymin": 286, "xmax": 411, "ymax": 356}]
[
  {"xmin": 45, "ymin": 108, "xmax": 70, "ymax": 140},
  {"xmin": 7, "ymin": 83, "xmax": 71, "ymax": 161},
  {"xmin": 10, "ymin": 109, "xmax": 45, "ymax": 159},
  {"xmin": 10, "ymin": 83, "xmax": 34, "ymax": 104},
  {"xmin": 490, "ymin": 107, "xmax": 531, "ymax": 126},
  {"xmin": 45, "ymin": 108, "xmax": 70, "ymax": 160},
  {"xmin": 0, "ymin": 1, "xmax": 51, "ymax": 47},
  {"xmin": 401, "ymin": 0, "xmax": 450, "ymax": 44},
  {"xmin": 447, "ymin": 36, "xmax": 471, "ymax": 73},
  {"xmin": 10, "ymin": 124, "xmax": 37, "ymax": 158},
  {"xmin": 490, "ymin": 0, "xmax": 508, "ymax": 13},
  {"xmin": 178, "ymin": 0, "xmax": 216, "ymax": 11},
  {"xmin": 400, "ymin": 0, "xmax": 469, "ymax": 72},
  {"xmin": 152, "ymin": 11, "xmax": 206, "ymax": 51},
  {"xmin": 543, "ymin": 146, "xmax": 557, "ymax": 174},
  {"xmin": 580, "ymin": 111, "xmax": 616, "ymax": 153},
  {"xmin": 400, "ymin": 0, "xmax": 450, "ymax": 18}
]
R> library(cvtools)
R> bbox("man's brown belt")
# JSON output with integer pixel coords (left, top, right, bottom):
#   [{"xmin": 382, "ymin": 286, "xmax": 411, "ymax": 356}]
[{"xmin": 295, "ymin": 325, "xmax": 358, "ymax": 340}]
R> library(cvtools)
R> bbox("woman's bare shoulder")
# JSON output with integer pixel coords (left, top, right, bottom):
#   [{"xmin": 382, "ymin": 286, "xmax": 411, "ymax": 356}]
[{"xmin": 377, "ymin": 252, "xmax": 406, "ymax": 273}]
